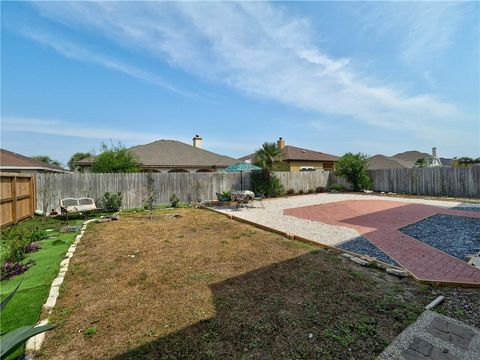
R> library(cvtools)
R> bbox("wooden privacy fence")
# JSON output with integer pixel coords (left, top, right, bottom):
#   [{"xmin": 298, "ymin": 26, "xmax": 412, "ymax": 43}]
[
  {"xmin": 35, "ymin": 167, "xmax": 479, "ymax": 211},
  {"xmin": 1, "ymin": 172, "xmax": 36, "ymax": 227},
  {"xmin": 368, "ymin": 167, "xmax": 480, "ymax": 198},
  {"xmin": 36, "ymin": 172, "xmax": 248, "ymax": 211}
]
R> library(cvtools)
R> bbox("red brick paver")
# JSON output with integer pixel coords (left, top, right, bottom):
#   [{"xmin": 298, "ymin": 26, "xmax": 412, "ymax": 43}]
[{"xmin": 284, "ymin": 200, "xmax": 480, "ymax": 284}]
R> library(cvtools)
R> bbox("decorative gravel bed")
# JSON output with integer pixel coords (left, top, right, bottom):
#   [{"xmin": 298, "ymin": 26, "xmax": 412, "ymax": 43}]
[
  {"xmin": 336, "ymin": 236, "xmax": 399, "ymax": 266},
  {"xmin": 400, "ymin": 214, "xmax": 480, "ymax": 261},
  {"xmin": 451, "ymin": 202, "xmax": 480, "ymax": 212}
]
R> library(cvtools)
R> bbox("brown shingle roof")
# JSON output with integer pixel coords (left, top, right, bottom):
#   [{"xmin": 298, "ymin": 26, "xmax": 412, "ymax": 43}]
[
  {"xmin": 76, "ymin": 140, "xmax": 236, "ymax": 168},
  {"xmin": 0, "ymin": 148, "xmax": 68, "ymax": 172},
  {"xmin": 392, "ymin": 150, "xmax": 432, "ymax": 162},
  {"xmin": 367, "ymin": 155, "xmax": 414, "ymax": 170},
  {"xmin": 240, "ymin": 145, "xmax": 339, "ymax": 163}
]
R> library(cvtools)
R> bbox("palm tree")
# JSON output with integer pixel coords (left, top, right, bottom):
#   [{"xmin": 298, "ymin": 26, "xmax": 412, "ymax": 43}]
[{"xmin": 254, "ymin": 142, "xmax": 282, "ymax": 171}]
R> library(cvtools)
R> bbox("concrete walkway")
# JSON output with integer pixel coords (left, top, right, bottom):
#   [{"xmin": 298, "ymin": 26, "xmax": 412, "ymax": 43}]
[
  {"xmin": 379, "ymin": 310, "xmax": 480, "ymax": 360},
  {"xmin": 284, "ymin": 200, "xmax": 480, "ymax": 285}
]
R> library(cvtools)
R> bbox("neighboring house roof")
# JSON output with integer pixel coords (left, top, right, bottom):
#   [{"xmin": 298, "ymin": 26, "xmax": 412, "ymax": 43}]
[
  {"xmin": 392, "ymin": 150, "xmax": 432, "ymax": 161},
  {"xmin": 76, "ymin": 140, "xmax": 236, "ymax": 168},
  {"xmin": 0, "ymin": 148, "xmax": 69, "ymax": 173},
  {"xmin": 440, "ymin": 158, "xmax": 454, "ymax": 167},
  {"xmin": 367, "ymin": 155, "xmax": 414, "ymax": 170},
  {"xmin": 240, "ymin": 145, "xmax": 339, "ymax": 163}
]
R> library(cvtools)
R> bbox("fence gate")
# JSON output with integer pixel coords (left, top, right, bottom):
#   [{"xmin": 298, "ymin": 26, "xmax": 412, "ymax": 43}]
[{"xmin": 0, "ymin": 172, "xmax": 36, "ymax": 227}]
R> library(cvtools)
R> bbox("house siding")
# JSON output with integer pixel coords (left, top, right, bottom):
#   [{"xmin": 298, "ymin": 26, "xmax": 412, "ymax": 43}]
[{"xmin": 288, "ymin": 161, "xmax": 335, "ymax": 172}]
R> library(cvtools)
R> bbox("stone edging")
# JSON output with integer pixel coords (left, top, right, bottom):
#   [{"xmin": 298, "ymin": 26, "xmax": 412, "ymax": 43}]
[{"xmin": 25, "ymin": 218, "xmax": 97, "ymax": 358}]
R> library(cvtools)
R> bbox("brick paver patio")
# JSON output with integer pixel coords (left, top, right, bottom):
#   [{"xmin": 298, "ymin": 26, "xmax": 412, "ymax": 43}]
[{"xmin": 284, "ymin": 200, "xmax": 480, "ymax": 285}]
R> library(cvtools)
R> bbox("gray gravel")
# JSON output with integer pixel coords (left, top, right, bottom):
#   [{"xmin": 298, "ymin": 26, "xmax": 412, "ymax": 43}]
[
  {"xmin": 452, "ymin": 203, "xmax": 480, "ymax": 212},
  {"xmin": 336, "ymin": 236, "xmax": 399, "ymax": 266},
  {"xmin": 400, "ymin": 214, "xmax": 480, "ymax": 261}
]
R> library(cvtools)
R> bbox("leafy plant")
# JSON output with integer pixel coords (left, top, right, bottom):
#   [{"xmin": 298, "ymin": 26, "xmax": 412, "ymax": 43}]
[
  {"xmin": 100, "ymin": 192, "xmax": 123, "ymax": 212},
  {"xmin": 1, "ymin": 261, "xmax": 33, "ymax": 281},
  {"xmin": 83, "ymin": 326, "xmax": 97, "ymax": 337},
  {"xmin": 253, "ymin": 142, "xmax": 282, "ymax": 171},
  {"xmin": 335, "ymin": 152, "xmax": 372, "ymax": 191},
  {"xmin": 221, "ymin": 191, "xmax": 231, "ymax": 198},
  {"xmin": 251, "ymin": 169, "xmax": 284, "ymax": 197},
  {"xmin": 29, "ymin": 228, "xmax": 48, "ymax": 242},
  {"xmin": 25, "ymin": 243, "xmax": 41, "ymax": 254},
  {"xmin": 144, "ymin": 173, "xmax": 159, "ymax": 219},
  {"xmin": 328, "ymin": 184, "xmax": 346, "ymax": 191},
  {"xmin": 0, "ymin": 226, "xmax": 31, "ymax": 265},
  {"xmin": 414, "ymin": 158, "xmax": 428, "ymax": 168},
  {"xmin": 92, "ymin": 142, "xmax": 139, "ymax": 173},
  {"xmin": 0, "ymin": 283, "xmax": 56, "ymax": 358},
  {"xmin": 170, "ymin": 194, "xmax": 180, "ymax": 208},
  {"xmin": 286, "ymin": 189, "xmax": 295, "ymax": 195},
  {"xmin": 315, "ymin": 186, "xmax": 326, "ymax": 193}
]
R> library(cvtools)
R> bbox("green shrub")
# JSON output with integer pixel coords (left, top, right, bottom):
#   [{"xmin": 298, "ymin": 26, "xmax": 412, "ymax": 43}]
[
  {"xmin": 286, "ymin": 189, "xmax": 295, "ymax": 195},
  {"xmin": 335, "ymin": 153, "xmax": 372, "ymax": 191},
  {"xmin": 298, "ymin": 189, "xmax": 304, "ymax": 194},
  {"xmin": 329, "ymin": 184, "xmax": 346, "ymax": 191},
  {"xmin": 251, "ymin": 170, "xmax": 284, "ymax": 197},
  {"xmin": 100, "ymin": 192, "xmax": 123, "ymax": 212},
  {"xmin": 0, "ymin": 226, "xmax": 31, "ymax": 265},
  {"xmin": 308, "ymin": 189, "xmax": 314, "ymax": 194},
  {"xmin": 29, "ymin": 228, "xmax": 48, "ymax": 242},
  {"xmin": 315, "ymin": 186, "xmax": 326, "ymax": 193},
  {"xmin": 170, "ymin": 194, "xmax": 180, "ymax": 208}
]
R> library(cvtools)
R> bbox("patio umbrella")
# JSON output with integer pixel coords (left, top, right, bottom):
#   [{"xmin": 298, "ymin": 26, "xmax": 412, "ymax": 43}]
[{"xmin": 224, "ymin": 162, "xmax": 261, "ymax": 191}]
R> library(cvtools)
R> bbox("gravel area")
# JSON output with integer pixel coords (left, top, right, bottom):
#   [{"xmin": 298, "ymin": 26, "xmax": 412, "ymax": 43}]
[
  {"xmin": 336, "ymin": 236, "xmax": 399, "ymax": 266},
  {"xmin": 452, "ymin": 202, "xmax": 480, "ymax": 212},
  {"xmin": 210, "ymin": 193, "xmax": 464, "ymax": 264},
  {"xmin": 400, "ymin": 214, "xmax": 480, "ymax": 261},
  {"xmin": 433, "ymin": 288, "xmax": 480, "ymax": 328}
]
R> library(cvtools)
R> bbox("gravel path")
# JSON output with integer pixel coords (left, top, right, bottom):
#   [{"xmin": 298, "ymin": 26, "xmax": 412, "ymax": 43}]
[
  {"xmin": 400, "ymin": 214, "xmax": 480, "ymax": 261},
  {"xmin": 335, "ymin": 236, "xmax": 399, "ymax": 266},
  {"xmin": 452, "ymin": 203, "xmax": 480, "ymax": 212},
  {"xmin": 211, "ymin": 193, "xmax": 465, "ymax": 263}
]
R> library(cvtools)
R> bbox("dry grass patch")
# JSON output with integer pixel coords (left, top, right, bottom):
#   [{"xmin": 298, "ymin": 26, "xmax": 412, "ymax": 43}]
[{"xmin": 38, "ymin": 208, "xmax": 435, "ymax": 359}]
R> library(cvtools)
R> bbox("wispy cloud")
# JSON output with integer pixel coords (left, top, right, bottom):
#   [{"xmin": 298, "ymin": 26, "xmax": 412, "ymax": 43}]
[
  {"xmin": 354, "ymin": 2, "xmax": 470, "ymax": 65},
  {"xmin": 21, "ymin": 28, "xmax": 195, "ymax": 97},
  {"xmin": 2, "ymin": 116, "xmax": 161, "ymax": 143},
  {"xmin": 13, "ymin": 1, "xmax": 474, "ymax": 154}
]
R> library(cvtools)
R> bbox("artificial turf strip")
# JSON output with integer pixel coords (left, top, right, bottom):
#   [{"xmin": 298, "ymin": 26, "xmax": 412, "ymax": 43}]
[{"xmin": 0, "ymin": 220, "xmax": 82, "ymax": 360}]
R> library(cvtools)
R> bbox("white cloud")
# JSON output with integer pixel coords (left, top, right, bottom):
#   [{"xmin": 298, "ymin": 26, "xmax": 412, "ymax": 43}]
[
  {"xmin": 354, "ymin": 2, "xmax": 470, "ymax": 65},
  {"xmin": 2, "ymin": 116, "xmax": 161, "ymax": 143},
  {"xmin": 21, "ymin": 29, "xmax": 194, "ymax": 97},
  {"xmin": 21, "ymin": 2, "xmax": 477, "ymax": 150}
]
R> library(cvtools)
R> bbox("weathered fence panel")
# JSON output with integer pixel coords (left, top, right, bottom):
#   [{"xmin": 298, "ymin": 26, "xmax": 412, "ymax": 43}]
[
  {"xmin": 1, "ymin": 172, "xmax": 36, "ymax": 227},
  {"xmin": 36, "ymin": 167, "xmax": 479, "ymax": 211},
  {"xmin": 36, "ymin": 172, "xmax": 247, "ymax": 211},
  {"xmin": 367, "ymin": 167, "xmax": 480, "ymax": 198}
]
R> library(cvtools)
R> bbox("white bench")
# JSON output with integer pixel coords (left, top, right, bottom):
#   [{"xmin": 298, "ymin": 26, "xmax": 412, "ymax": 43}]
[{"xmin": 60, "ymin": 198, "xmax": 98, "ymax": 217}]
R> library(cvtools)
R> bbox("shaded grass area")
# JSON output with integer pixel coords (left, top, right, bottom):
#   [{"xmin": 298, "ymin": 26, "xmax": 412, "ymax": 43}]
[
  {"xmin": 0, "ymin": 216, "xmax": 82, "ymax": 359},
  {"xmin": 37, "ymin": 208, "xmax": 438, "ymax": 360}
]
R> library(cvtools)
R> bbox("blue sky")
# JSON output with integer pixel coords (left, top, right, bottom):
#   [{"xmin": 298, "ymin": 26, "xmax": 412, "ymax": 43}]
[{"xmin": 1, "ymin": 1, "xmax": 479, "ymax": 164}]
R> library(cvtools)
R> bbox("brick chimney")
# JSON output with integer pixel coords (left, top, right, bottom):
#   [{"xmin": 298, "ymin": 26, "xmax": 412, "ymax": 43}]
[
  {"xmin": 193, "ymin": 135, "xmax": 202, "ymax": 148},
  {"xmin": 277, "ymin": 137, "xmax": 285, "ymax": 150},
  {"xmin": 432, "ymin": 147, "xmax": 437, "ymax": 158}
]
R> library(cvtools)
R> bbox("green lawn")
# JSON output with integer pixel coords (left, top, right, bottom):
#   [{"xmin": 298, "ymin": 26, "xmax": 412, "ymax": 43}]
[{"xmin": 0, "ymin": 217, "xmax": 83, "ymax": 359}]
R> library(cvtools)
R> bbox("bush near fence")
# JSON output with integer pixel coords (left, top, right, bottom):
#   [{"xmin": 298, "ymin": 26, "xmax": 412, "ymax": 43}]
[{"xmin": 36, "ymin": 167, "xmax": 479, "ymax": 211}]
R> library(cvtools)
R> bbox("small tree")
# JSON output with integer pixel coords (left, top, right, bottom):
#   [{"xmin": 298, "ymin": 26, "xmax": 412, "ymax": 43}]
[
  {"xmin": 32, "ymin": 155, "xmax": 62, "ymax": 167},
  {"xmin": 251, "ymin": 169, "xmax": 284, "ymax": 197},
  {"xmin": 335, "ymin": 153, "xmax": 372, "ymax": 191},
  {"xmin": 414, "ymin": 158, "xmax": 428, "ymax": 168},
  {"xmin": 68, "ymin": 152, "xmax": 92, "ymax": 171},
  {"xmin": 91, "ymin": 142, "xmax": 139, "ymax": 173},
  {"xmin": 144, "ymin": 173, "xmax": 158, "ymax": 219}
]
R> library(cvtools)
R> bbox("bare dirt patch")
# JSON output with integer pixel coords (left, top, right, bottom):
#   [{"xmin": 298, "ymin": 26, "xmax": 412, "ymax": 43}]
[{"xmin": 38, "ymin": 208, "xmax": 444, "ymax": 359}]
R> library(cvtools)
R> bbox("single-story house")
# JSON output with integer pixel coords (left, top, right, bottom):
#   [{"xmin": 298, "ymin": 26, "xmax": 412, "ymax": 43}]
[
  {"xmin": 368, "ymin": 147, "xmax": 446, "ymax": 170},
  {"xmin": 75, "ymin": 135, "xmax": 236, "ymax": 173},
  {"xmin": 240, "ymin": 137, "xmax": 339, "ymax": 172},
  {"xmin": 0, "ymin": 148, "xmax": 69, "ymax": 174}
]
